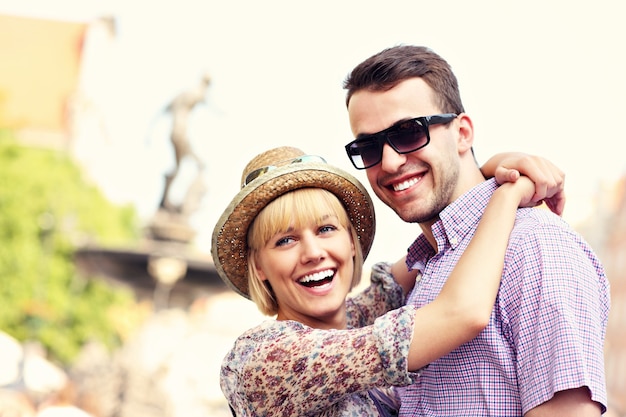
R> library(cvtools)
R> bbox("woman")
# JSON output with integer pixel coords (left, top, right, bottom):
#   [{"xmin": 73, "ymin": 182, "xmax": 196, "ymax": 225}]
[{"xmin": 212, "ymin": 146, "xmax": 564, "ymax": 416}]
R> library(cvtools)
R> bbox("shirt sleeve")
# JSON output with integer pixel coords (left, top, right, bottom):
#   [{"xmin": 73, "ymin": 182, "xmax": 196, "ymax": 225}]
[
  {"xmin": 221, "ymin": 305, "xmax": 419, "ymax": 417},
  {"xmin": 346, "ymin": 262, "xmax": 406, "ymax": 328},
  {"xmin": 501, "ymin": 214, "xmax": 610, "ymax": 414}
]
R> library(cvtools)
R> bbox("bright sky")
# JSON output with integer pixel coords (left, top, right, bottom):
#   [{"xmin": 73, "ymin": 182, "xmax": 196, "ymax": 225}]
[{"xmin": 2, "ymin": 0, "xmax": 625, "ymax": 269}]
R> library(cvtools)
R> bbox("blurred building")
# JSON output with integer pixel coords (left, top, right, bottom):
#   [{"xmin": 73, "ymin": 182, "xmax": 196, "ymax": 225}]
[
  {"xmin": 0, "ymin": 13, "xmax": 87, "ymax": 148},
  {"xmin": 0, "ymin": 11, "xmax": 118, "ymax": 157}
]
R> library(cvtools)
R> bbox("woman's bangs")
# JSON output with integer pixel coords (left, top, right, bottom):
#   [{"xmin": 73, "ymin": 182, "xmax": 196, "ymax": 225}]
[{"xmin": 250, "ymin": 189, "xmax": 349, "ymax": 248}]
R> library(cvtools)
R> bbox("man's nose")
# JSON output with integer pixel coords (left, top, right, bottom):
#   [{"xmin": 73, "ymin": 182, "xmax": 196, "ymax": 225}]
[{"xmin": 380, "ymin": 143, "xmax": 407, "ymax": 172}]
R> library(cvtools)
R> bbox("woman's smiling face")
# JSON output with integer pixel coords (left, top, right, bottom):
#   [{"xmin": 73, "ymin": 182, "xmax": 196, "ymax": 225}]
[{"xmin": 249, "ymin": 189, "xmax": 357, "ymax": 330}]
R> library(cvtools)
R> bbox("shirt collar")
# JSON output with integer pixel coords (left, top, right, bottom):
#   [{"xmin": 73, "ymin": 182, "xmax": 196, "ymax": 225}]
[{"xmin": 406, "ymin": 178, "xmax": 498, "ymax": 270}]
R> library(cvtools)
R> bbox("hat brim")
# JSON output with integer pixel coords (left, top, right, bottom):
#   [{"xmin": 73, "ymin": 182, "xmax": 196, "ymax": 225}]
[{"xmin": 211, "ymin": 162, "xmax": 375, "ymax": 299}]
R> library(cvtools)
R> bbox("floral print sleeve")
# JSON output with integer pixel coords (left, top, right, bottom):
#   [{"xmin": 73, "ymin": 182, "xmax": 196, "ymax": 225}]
[
  {"xmin": 221, "ymin": 305, "xmax": 419, "ymax": 417},
  {"xmin": 346, "ymin": 262, "xmax": 406, "ymax": 328}
]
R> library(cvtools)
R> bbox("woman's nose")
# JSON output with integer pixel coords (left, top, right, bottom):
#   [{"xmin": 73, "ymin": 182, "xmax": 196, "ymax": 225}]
[{"xmin": 300, "ymin": 234, "xmax": 324, "ymax": 263}]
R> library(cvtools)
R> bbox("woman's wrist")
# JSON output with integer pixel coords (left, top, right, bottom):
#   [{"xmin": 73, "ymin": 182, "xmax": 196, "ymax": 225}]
[{"xmin": 494, "ymin": 177, "xmax": 534, "ymax": 207}]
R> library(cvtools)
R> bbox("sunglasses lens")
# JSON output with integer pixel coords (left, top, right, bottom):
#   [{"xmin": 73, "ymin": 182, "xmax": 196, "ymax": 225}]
[
  {"xmin": 348, "ymin": 139, "xmax": 381, "ymax": 169},
  {"xmin": 388, "ymin": 122, "xmax": 428, "ymax": 153},
  {"xmin": 345, "ymin": 118, "xmax": 441, "ymax": 169}
]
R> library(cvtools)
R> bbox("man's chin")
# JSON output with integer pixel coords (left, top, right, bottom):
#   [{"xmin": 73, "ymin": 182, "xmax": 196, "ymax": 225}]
[
  {"xmin": 394, "ymin": 207, "xmax": 438, "ymax": 224},
  {"xmin": 395, "ymin": 210, "xmax": 419, "ymax": 224}
]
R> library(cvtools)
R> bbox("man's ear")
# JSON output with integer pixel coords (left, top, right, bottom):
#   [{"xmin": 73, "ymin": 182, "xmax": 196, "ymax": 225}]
[{"xmin": 456, "ymin": 113, "xmax": 475, "ymax": 155}]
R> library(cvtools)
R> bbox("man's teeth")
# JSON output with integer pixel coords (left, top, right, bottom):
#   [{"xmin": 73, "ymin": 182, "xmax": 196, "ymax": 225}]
[
  {"xmin": 393, "ymin": 177, "xmax": 419, "ymax": 192},
  {"xmin": 299, "ymin": 270, "xmax": 334, "ymax": 284}
]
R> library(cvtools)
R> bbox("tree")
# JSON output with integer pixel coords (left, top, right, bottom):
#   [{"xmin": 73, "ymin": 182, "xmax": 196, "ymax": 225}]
[{"xmin": 0, "ymin": 134, "xmax": 140, "ymax": 364}]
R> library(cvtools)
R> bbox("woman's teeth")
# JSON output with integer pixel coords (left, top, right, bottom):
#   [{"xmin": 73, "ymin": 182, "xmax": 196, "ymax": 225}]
[{"xmin": 298, "ymin": 270, "xmax": 334, "ymax": 287}]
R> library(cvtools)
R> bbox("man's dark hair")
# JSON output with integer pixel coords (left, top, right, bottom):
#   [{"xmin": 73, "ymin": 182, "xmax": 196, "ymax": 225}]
[{"xmin": 344, "ymin": 45, "xmax": 465, "ymax": 115}]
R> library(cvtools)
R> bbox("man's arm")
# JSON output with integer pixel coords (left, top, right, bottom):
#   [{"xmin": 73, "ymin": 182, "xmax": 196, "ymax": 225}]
[
  {"xmin": 390, "ymin": 255, "xmax": 419, "ymax": 296},
  {"xmin": 507, "ymin": 217, "xmax": 609, "ymax": 416},
  {"xmin": 525, "ymin": 387, "xmax": 602, "ymax": 417}
]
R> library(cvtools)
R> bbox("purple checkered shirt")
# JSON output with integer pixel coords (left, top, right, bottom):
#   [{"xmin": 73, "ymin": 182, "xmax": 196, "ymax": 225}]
[{"xmin": 400, "ymin": 179, "xmax": 610, "ymax": 416}]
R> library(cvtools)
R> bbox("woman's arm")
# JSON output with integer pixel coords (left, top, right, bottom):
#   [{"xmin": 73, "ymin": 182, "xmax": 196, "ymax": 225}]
[
  {"xmin": 229, "ymin": 318, "xmax": 414, "ymax": 416},
  {"xmin": 481, "ymin": 152, "xmax": 566, "ymax": 216},
  {"xmin": 406, "ymin": 177, "xmax": 535, "ymax": 370}
]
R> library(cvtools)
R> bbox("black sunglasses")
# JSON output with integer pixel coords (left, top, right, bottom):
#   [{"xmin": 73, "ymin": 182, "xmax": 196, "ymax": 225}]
[{"xmin": 344, "ymin": 113, "xmax": 458, "ymax": 169}]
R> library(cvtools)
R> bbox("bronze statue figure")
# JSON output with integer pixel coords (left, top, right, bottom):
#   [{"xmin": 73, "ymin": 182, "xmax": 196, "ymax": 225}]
[{"xmin": 158, "ymin": 73, "xmax": 210, "ymax": 215}]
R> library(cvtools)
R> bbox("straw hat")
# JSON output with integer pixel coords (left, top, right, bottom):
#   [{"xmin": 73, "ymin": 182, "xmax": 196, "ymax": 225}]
[{"xmin": 211, "ymin": 146, "xmax": 376, "ymax": 299}]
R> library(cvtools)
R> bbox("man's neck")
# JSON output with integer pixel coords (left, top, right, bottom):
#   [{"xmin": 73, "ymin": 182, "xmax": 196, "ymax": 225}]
[
  {"xmin": 419, "ymin": 172, "xmax": 488, "ymax": 252},
  {"xmin": 419, "ymin": 219, "xmax": 439, "ymax": 252}
]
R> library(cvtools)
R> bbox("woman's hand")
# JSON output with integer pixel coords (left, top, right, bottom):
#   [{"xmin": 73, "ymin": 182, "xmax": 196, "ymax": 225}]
[
  {"xmin": 495, "ymin": 175, "xmax": 537, "ymax": 208},
  {"xmin": 482, "ymin": 152, "xmax": 566, "ymax": 216}
]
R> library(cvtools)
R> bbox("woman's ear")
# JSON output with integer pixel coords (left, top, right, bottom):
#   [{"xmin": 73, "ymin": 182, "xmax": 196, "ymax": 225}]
[
  {"xmin": 256, "ymin": 267, "xmax": 268, "ymax": 282},
  {"xmin": 250, "ymin": 252, "xmax": 268, "ymax": 282}
]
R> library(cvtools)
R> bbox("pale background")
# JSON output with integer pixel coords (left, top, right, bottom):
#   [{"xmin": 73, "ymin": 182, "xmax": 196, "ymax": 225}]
[
  {"xmin": 2, "ymin": 0, "xmax": 624, "ymax": 272},
  {"xmin": 2, "ymin": 1, "xmax": 625, "ymax": 413}
]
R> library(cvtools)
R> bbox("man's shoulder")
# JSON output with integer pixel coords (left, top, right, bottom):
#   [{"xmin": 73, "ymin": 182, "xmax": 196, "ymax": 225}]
[
  {"xmin": 507, "ymin": 207, "xmax": 604, "ymax": 272},
  {"xmin": 512, "ymin": 207, "xmax": 575, "ymax": 237}
]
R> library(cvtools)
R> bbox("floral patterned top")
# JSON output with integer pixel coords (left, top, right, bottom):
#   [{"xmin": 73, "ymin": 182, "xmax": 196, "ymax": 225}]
[{"xmin": 221, "ymin": 262, "xmax": 420, "ymax": 416}]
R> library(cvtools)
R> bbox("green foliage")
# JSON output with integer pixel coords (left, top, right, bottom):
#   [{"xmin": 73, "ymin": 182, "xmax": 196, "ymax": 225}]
[{"xmin": 0, "ymin": 136, "xmax": 140, "ymax": 364}]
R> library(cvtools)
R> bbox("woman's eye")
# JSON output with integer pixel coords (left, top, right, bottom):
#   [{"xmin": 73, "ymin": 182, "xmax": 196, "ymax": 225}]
[
  {"xmin": 319, "ymin": 225, "xmax": 337, "ymax": 234},
  {"xmin": 275, "ymin": 236, "xmax": 295, "ymax": 247}
]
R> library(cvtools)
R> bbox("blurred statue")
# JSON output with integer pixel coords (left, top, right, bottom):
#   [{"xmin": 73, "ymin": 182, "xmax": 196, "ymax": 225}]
[
  {"xmin": 158, "ymin": 73, "xmax": 211, "ymax": 216},
  {"xmin": 145, "ymin": 73, "xmax": 211, "ymax": 244}
]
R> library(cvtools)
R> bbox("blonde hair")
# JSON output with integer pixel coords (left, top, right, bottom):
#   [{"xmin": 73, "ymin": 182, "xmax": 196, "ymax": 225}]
[{"xmin": 247, "ymin": 188, "xmax": 364, "ymax": 316}]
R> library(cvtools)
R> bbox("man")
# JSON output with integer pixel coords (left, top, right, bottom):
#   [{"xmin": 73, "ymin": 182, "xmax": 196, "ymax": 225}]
[{"xmin": 342, "ymin": 45, "xmax": 609, "ymax": 416}]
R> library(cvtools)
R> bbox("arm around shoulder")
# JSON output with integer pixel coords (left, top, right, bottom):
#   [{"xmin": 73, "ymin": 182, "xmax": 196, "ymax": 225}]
[{"xmin": 405, "ymin": 179, "xmax": 536, "ymax": 371}]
